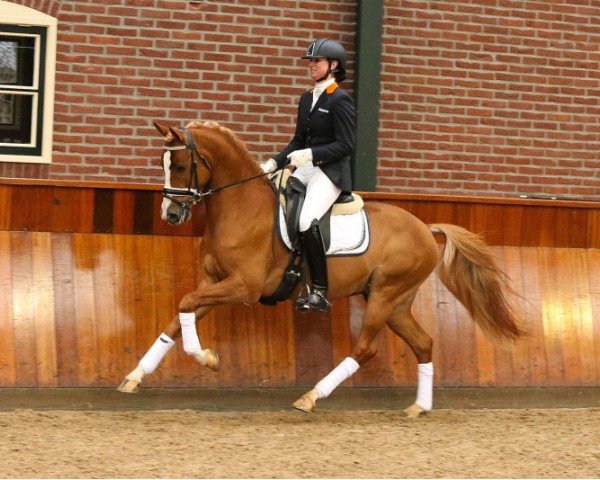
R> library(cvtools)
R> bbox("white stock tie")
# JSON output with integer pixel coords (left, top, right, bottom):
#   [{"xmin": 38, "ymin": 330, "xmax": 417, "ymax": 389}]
[{"xmin": 311, "ymin": 88, "xmax": 324, "ymax": 110}]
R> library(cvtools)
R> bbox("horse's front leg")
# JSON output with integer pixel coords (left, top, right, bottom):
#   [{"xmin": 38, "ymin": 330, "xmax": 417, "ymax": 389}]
[
  {"xmin": 118, "ymin": 275, "xmax": 251, "ymax": 393},
  {"xmin": 117, "ymin": 307, "xmax": 214, "ymax": 393},
  {"xmin": 177, "ymin": 274, "xmax": 254, "ymax": 370}
]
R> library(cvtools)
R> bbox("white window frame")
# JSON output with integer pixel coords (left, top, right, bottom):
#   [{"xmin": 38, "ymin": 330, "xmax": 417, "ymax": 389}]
[{"xmin": 0, "ymin": 1, "xmax": 56, "ymax": 164}]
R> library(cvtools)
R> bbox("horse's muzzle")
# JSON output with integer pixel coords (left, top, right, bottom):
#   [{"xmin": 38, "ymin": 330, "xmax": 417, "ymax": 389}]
[{"xmin": 165, "ymin": 203, "xmax": 191, "ymax": 225}]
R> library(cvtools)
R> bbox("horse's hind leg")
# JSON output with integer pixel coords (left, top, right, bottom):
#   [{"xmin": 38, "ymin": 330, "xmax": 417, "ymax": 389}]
[
  {"xmin": 386, "ymin": 307, "xmax": 434, "ymax": 418},
  {"xmin": 293, "ymin": 290, "xmax": 405, "ymax": 413}
]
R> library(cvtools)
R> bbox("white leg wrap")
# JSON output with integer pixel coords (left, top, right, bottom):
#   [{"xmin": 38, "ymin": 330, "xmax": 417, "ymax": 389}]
[
  {"xmin": 138, "ymin": 333, "xmax": 175, "ymax": 374},
  {"xmin": 315, "ymin": 357, "xmax": 360, "ymax": 399},
  {"xmin": 179, "ymin": 312, "xmax": 201, "ymax": 355},
  {"xmin": 415, "ymin": 362, "xmax": 434, "ymax": 411}
]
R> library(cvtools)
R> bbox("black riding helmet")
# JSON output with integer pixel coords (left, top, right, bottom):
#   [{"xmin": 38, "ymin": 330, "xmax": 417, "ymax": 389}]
[{"xmin": 302, "ymin": 39, "xmax": 347, "ymax": 82}]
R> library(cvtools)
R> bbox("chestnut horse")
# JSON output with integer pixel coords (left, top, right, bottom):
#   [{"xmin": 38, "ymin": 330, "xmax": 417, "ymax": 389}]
[{"xmin": 118, "ymin": 120, "xmax": 522, "ymax": 417}]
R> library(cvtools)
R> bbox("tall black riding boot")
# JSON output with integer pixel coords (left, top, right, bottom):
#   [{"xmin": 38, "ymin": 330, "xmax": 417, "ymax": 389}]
[{"xmin": 296, "ymin": 219, "xmax": 331, "ymax": 313}]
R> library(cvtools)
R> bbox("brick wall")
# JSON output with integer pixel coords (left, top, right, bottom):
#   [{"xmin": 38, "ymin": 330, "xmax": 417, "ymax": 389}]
[
  {"xmin": 1, "ymin": 0, "xmax": 599, "ymax": 200},
  {"xmin": 1, "ymin": 0, "xmax": 356, "ymax": 183},
  {"xmin": 379, "ymin": 0, "xmax": 600, "ymax": 198}
]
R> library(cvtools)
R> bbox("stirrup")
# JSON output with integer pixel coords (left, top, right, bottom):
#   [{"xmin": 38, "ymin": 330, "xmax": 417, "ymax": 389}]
[
  {"xmin": 295, "ymin": 288, "xmax": 310, "ymax": 310},
  {"xmin": 297, "ymin": 287, "xmax": 331, "ymax": 313}
]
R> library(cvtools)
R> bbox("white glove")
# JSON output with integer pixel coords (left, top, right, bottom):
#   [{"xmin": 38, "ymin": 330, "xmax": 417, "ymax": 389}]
[
  {"xmin": 260, "ymin": 158, "xmax": 277, "ymax": 173},
  {"xmin": 287, "ymin": 148, "xmax": 313, "ymax": 168}
]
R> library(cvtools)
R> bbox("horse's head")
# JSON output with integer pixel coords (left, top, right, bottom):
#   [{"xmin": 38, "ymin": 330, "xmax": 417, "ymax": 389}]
[{"xmin": 154, "ymin": 121, "xmax": 211, "ymax": 225}]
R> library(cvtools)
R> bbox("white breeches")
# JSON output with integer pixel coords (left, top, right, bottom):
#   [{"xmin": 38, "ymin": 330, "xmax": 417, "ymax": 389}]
[{"xmin": 292, "ymin": 164, "xmax": 341, "ymax": 232}]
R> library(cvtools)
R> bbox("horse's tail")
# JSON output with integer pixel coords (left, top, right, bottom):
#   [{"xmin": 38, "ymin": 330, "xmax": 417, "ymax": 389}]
[{"xmin": 430, "ymin": 223, "xmax": 524, "ymax": 343}]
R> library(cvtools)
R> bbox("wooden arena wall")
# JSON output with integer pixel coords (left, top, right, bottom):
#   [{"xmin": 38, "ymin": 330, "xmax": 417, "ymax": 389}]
[{"xmin": 1, "ymin": 180, "xmax": 599, "ymax": 388}]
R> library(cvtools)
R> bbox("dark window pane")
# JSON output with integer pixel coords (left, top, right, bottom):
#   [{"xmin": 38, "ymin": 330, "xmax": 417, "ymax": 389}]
[
  {"xmin": 0, "ymin": 93, "xmax": 33, "ymax": 143},
  {"xmin": 0, "ymin": 36, "xmax": 35, "ymax": 86}
]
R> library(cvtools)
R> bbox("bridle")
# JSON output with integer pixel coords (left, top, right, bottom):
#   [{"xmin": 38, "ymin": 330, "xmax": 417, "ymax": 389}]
[
  {"xmin": 161, "ymin": 128, "xmax": 210, "ymax": 211},
  {"xmin": 161, "ymin": 127, "xmax": 283, "ymax": 212}
]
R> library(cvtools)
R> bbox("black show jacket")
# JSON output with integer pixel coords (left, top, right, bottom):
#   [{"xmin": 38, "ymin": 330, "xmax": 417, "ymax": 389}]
[{"xmin": 273, "ymin": 82, "xmax": 356, "ymax": 192}]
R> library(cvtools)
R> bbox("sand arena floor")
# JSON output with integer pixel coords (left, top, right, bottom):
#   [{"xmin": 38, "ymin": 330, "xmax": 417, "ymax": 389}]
[{"xmin": 0, "ymin": 387, "xmax": 599, "ymax": 478}]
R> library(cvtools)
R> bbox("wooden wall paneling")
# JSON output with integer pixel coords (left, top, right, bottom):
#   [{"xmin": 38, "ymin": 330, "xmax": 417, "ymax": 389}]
[
  {"xmin": 514, "ymin": 206, "xmax": 551, "ymax": 247},
  {"xmin": 292, "ymin": 307, "xmax": 335, "ymax": 386},
  {"xmin": 489, "ymin": 247, "xmax": 516, "ymax": 386},
  {"xmin": 11, "ymin": 187, "xmax": 54, "ymax": 232},
  {"xmin": 330, "ymin": 297, "xmax": 356, "ymax": 381},
  {"xmin": 11, "ymin": 232, "xmax": 38, "ymax": 386},
  {"xmin": 565, "ymin": 208, "xmax": 595, "ymax": 248},
  {"xmin": 587, "ymin": 210, "xmax": 600, "ymax": 246},
  {"xmin": 92, "ymin": 234, "xmax": 123, "ymax": 386},
  {"xmin": 404, "ymin": 200, "xmax": 461, "ymax": 230},
  {"xmin": 50, "ymin": 187, "xmax": 89, "ymax": 233},
  {"xmin": 247, "ymin": 302, "xmax": 297, "ymax": 386},
  {"xmin": 557, "ymin": 248, "xmax": 593, "ymax": 385},
  {"xmin": 383, "ymin": 314, "xmax": 418, "ymax": 387},
  {"xmin": 586, "ymin": 249, "xmax": 600, "ymax": 383},
  {"xmin": 2, "ymin": 183, "xmax": 600, "ymax": 388},
  {"xmin": 217, "ymin": 305, "xmax": 256, "ymax": 386},
  {"xmin": 434, "ymin": 268, "xmax": 465, "ymax": 387},
  {"xmin": 51, "ymin": 233, "xmax": 80, "ymax": 387},
  {"xmin": 111, "ymin": 190, "xmax": 136, "ymax": 234},
  {"xmin": 72, "ymin": 233, "xmax": 101, "ymax": 385},
  {"xmin": 133, "ymin": 191, "xmax": 156, "ymax": 235},
  {"xmin": 474, "ymin": 325, "xmax": 497, "ymax": 386},
  {"xmin": 501, "ymin": 246, "xmax": 533, "ymax": 385},
  {"xmin": 497, "ymin": 206, "xmax": 525, "ymax": 246},
  {"xmin": 206, "ymin": 305, "xmax": 241, "ymax": 387},
  {"xmin": 518, "ymin": 247, "xmax": 548, "ymax": 386},
  {"xmin": 538, "ymin": 248, "xmax": 567, "ymax": 385},
  {"xmin": 30, "ymin": 232, "xmax": 58, "ymax": 386},
  {"xmin": 572, "ymin": 249, "xmax": 597, "ymax": 385},
  {"xmin": 454, "ymin": 289, "xmax": 479, "ymax": 386},
  {"xmin": 555, "ymin": 248, "xmax": 593, "ymax": 385},
  {"xmin": 556, "ymin": 248, "xmax": 582, "ymax": 385},
  {"xmin": 225, "ymin": 303, "xmax": 292, "ymax": 387},
  {"xmin": 495, "ymin": 246, "xmax": 529, "ymax": 386},
  {"xmin": 0, "ymin": 233, "xmax": 16, "ymax": 386},
  {"xmin": 0, "ymin": 186, "xmax": 11, "ymax": 230},
  {"xmin": 93, "ymin": 189, "xmax": 115, "ymax": 233},
  {"xmin": 469, "ymin": 204, "xmax": 521, "ymax": 246}
]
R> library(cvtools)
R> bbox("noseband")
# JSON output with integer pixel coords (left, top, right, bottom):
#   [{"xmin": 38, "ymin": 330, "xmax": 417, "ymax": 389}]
[{"xmin": 161, "ymin": 127, "xmax": 284, "ymax": 213}]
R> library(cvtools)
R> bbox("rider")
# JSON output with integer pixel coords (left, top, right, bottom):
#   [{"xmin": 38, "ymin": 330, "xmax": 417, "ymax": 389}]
[{"xmin": 260, "ymin": 39, "xmax": 356, "ymax": 312}]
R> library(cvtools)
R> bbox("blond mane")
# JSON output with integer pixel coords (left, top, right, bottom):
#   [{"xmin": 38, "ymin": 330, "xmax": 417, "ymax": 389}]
[{"xmin": 186, "ymin": 121, "xmax": 257, "ymax": 167}]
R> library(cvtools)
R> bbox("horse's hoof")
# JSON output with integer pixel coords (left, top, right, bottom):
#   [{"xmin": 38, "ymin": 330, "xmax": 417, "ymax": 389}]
[
  {"xmin": 292, "ymin": 390, "xmax": 317, "ymax": 413},
  {"xmin": 193, "ymin": 350, "xmax": 220, "ymax": 372},
  {"xmin": 117, "ymin": 378, "xmax": 140, "ymax": 393},
  {"xmin": 205, "ymin": 350, "xmax": 220, "ymax": 372},
  {"xmin": 404, "ymin": 403, "xmax": 428, "ymax": 418}
]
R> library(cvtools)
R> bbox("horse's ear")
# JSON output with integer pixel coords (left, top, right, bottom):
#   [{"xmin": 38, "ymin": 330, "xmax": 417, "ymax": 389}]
[
  {"xmin": 154, "ymin": 121, "xmax": 170, "ymax": 137},
  {"xmin": 167, "ymin": 126, "xmax": 187, "ymax": 145}
]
